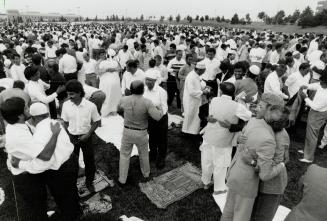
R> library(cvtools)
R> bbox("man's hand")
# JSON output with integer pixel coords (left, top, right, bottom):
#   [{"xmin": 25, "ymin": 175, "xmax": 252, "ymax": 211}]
[
  {"xmin": 56, "ymin": 85, "xmax": 66, "ymax": 94},
  {"xmin": 299, "ymin": 89, "xmax": 308, "ymax": 99},
  {"xmin": 11, "ymin": 156, "xmax": 21, "ymax": 168},
  {"xmin": 50, "ymin": 122, "xmax": 61, "ymax": 135},
  {"xmin": 79, "ymin": 134, "xmax": 90, "ymax": 143},
  {"xmin": 207, "ymin": 115, "xmax": 218, "ymax": 123},
  {"xmin": 237, "ymin": 134, "xmax": 248, "ymax": 144},
  {"xmin": 218, "ymin": 120, "xmax": 231, "ymax": 129}
]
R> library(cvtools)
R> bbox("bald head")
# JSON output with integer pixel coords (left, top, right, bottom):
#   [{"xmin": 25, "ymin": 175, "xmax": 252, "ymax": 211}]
[{"xmin": 130, "ymin": 80, "xmax": 144, "ymax": 95}]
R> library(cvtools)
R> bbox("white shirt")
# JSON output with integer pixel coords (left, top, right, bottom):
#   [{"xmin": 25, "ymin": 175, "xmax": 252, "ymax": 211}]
[
  {"xmin": 82, "ymin": 59, "xmax": 97, "ymax": 74},
  {"xmin": 59, "ymin": 54, "xmax": 77, "ymax": 74},
  {"xmin": 121, "ymin": 69, "xmax": 145, "ymax": 94},
  {"xmin": 83, "ymin": 84, "xmax": 101, "ymax": 100},
  {"xmin": 45, "ymin": 46, "xmax": 57, "ymax": 59},
  {"xmin": 5, "ymin": 123, "xmax": 44, "ymax": 175},
  {"xmin": 117, "ymin": 50, "xmax": 134, "ymax": 69},
  {"xmin": 307, "ymin": 50, "xmax": 323, "ymax": 64},
  {"xmin": 143, "ymin": 85, "xmax": 168, "ymax": 115},
  {"xmin": 167, "ymin": 58, "xmax": 186, "ymax": 77},
  {"xmin": 264, "ymin": 71, "xmax": 288, "ymax": 99},
  {"xmin": 311, "ymin": 60, "xmax": 326, "ymax": 80},
  {"xmin": 61, "ymin": 98, "xmax": 101, "ymax": 135},
  {"xmin": 18, "ymin": 119, "xmax": 74, "ymax": 174},
  {"xmin": 249, "ymin": 47, "xmax": 266, "ymax": 63},
  {"xmin": 203, "ymin": 57, "xmax": 221, "ymax": 80},
  {"xmin": 10, "ymin": 64, "xmax": 27, "ymax": 83},
  {"xmin": 285, "ymin": 71, "xmax": 310, "ymax": 98},
  {"xmin": 153, "ymin": 46, "xmax": 164, "ymax": 59},
  {"xmin": 155, "ymin": 64, "xmax": 169, "ymax": 82},
  {"xmin": 269, "ymin": 50, "xmax": 280, "ymax": 65},
  {"xmin": 26, "ymin": 80, "xmax": 57, "ymax": 104},
  {"xmin": 305, "ymin": 83, "xmax": 327, "ymax": 112}
]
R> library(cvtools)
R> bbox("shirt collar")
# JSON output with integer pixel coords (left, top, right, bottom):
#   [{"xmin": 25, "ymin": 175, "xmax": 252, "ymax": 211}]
[{"xmin": 220, "ymin": 94, "xmax": 232, "ymax": 100}]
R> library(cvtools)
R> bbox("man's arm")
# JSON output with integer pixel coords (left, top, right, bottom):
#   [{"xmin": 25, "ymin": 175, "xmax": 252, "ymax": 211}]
[
  {"xmin": 80, "ymin": 104, "xmax": 101, "ymax": 142},
  {"xmin": 147, "ymin": 100, "xmax": 163, "ymax": 121},
  {"xmin": 36, "ymin": 122, "xmax": 61, "ymax": 161}
]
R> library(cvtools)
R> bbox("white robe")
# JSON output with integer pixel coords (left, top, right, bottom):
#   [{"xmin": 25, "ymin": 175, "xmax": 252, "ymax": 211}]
[
  {"xmin": 182, "ymin": 71, "xmax": 203, "ymax": 135},
  {"xmin": 99, "ymin": 59, "xmax": 122, "ymax": 116}
]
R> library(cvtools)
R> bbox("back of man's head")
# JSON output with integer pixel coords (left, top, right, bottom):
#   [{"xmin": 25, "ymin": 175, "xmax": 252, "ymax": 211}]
[
  {"xmin": 13, "ymin": 80, "xmax": 25, "ymax": 90},
  {"xmin": 0, "ymin": 97, "xmax": 25, "ymax": 124},
  {"xmin": 130, "ymin": 80, "xmax": 144, "ymax": 95},
  {"xmin": 220, "ymin": 82, "xmax": 235, "ymax": 97}
]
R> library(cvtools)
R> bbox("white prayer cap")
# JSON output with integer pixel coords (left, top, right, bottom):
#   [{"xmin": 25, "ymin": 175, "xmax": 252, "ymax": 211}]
[
  {"xmin": 19, "ymin": 38, "xmax": 25, "ymax": 42},
  {"xmin": 249, "ymin": 65, "xmax": 260, "ymax": 75},
  {"xmin": 30, "ymin": 102, "xmax": 49, "ymax": 116},
  {"xmin": 145, "ymin": 70, "xmax": 159, "ymax": 80},
  {"xmin": 107, "ymin": 48, "xmax": 116, "ymax": 57},
  {"xmin": 196, "ymin": 61, "xmax": 206, "ymax": 69},
  {"xmin": 4, "ymin": 59, "xmax": 11, "ymax": 67},
  {"xmin": 12, "ymin": 37, "xmax": 16, "ymax": 41},
  {"xmin": 205, "ymin": 42, "xmax": 212, "ymax": 47},
  {"xmin": 176, "ymin": 45, "xmax": 184, "ymax": 51},
  {"xmin": 292, "ymin": 51, "xmax": 300, "ymax": 56}
]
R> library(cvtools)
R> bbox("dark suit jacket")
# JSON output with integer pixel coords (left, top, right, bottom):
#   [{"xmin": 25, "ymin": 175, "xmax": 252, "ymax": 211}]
[
  {"xmin": 216, "ymin": 71, "xmax": 234, "ymax": 83},
  {"xmin": 285, "ymin": 165, "xmax": 327, "ymax": 221}
]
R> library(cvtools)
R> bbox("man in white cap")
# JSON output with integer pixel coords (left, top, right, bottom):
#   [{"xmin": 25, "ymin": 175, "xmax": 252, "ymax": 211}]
[
  {"xmin": 201, "ymin": 82, "xmax": 251, "ymax": 195},
  {"xmin": 234, "ymin": 65, "xmax": 260, "ymax": 103},
  {"xmin": 10, "ymin": 102, "xmax": 80, "ymax": 220},
  {"xmin": 182, "ymin": 61, "xmax": 210, "ymax": 135},
  {"xmin": 143, "ymin": 68, "xmax": 168, "ymax": 169}
]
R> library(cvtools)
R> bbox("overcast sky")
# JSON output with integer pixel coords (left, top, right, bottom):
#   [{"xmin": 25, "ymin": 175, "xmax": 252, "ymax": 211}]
[{"xmin": 2, "ymin": 0, "xmax": 322, "ymax": 19}]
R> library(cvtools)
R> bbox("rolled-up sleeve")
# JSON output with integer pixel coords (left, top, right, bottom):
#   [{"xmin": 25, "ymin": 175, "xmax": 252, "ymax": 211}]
[{"xmin": 236, "ymin": 104, "xmax": 252, "ymax": 121}]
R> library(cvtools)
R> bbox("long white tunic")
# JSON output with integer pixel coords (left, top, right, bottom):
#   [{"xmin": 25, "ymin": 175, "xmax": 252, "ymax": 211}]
[
  {"xmin": 182, "ymin": 71, "xmax": 203, "ymax": 135},
  {"xmin": 99, "ymin": 59, "xmax": 122, "ymax": 116}
]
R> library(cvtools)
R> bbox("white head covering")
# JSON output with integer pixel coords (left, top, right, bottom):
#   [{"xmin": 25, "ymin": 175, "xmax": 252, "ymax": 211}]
[
  {"xmin": 249, "ymin": 65, "xmax": 260, "ymax": 75},
  {"xmin": 196, "ymin": 61, "xmax": 206, "ymax": 69},
  {"xmin": 107, "ymin": 48, "xmax": 116, "ymax": 57},
  {"xmin": 145, "ymin": 69, "xmax": 160, "ymax": 80},
  {"xmin": 30, "ymin": 103, "xmax": 49, "ymax": 116}
]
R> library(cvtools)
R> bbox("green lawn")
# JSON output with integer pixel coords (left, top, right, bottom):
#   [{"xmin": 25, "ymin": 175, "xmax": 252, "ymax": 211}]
[{"xmin": 1, "ymin": 113, "xmax": 327, "ymax": 220}]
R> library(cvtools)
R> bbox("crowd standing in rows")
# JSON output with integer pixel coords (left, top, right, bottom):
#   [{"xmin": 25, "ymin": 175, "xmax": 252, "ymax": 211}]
[{"xmin": 0, "ymin": 22, "xmax": 327, "ymax": 221}]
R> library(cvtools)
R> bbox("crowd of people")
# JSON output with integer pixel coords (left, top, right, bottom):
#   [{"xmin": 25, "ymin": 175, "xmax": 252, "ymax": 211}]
[{"xmin": 0, "ymin": 22, "xmax": 327, "ymax": 221}]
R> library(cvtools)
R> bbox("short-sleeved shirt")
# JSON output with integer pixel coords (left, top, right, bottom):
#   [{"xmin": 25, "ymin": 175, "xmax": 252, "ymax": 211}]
[{"xmin": 61, "ymin": 98, "xmax": 101, "ymax": 135}]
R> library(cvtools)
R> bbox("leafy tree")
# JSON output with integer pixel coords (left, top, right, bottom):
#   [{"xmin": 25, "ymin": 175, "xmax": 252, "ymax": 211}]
[
  {"xmin": 298, "ymin": 6, "xmax": 316, "ymax": 28},
  {"xmin": 216, "ymin": 16, "xmax": 221, "ymax": 22},
  {"xmin": 231, "ymin": 13, "xmax": 239, "ymax": 24},
  {"xmin": 160, "ymin": 16, "xmax": 165, "ymax": 22},
  {"xmin": 140, "ymin": 14, "xmax": 144, "ymax": 21},
  {"xmin": 168, "ymin": 15, "xmax": 173, "ymax": 22},
  {"xmin": 239, "ymin": 18, "xmax": 246, "ymax": 25},
  {"xmin": 221, "ymin": 16, "xmax": 225, "ymax": 22},
  {"xmin": 273, "ymin": 10, "xmax": 285, "ymax": 24},
  {"xmin": 186, "ymin": 15, "xmax": 193, "ymax": 23},
  {"xmin": 258, "ymin": 11, "xmax": 266, "ymax": 21},
  {"xmin": 94, "ymin": 15, "xmax": 98, "ymax": 21},
  {"xmin": 106, "ymin": 16, "xmax": 110, "ymax": 21},
  {"xmin": 200, "ymin": 16, "xmax": 204, "ymax": 22},
  {"xmin": 205, "ymin": 15, "xmax": 209, "ymax": 20},
  {"xmin": 289, "ymin": 9, "xmax": 300, "ymax": 24},
  {"xmin": 245, "ymin": 13, "xmax": 251, "ymax": 24},
  {"xmin": 176, "ymin": 14, "xmax": 181, "ymax": 22},
  {"xmin": 195, "ymin": 15, "xmax": 199, "ymax": 20},
  {"xmin": 314, "ymin": 9, "xmax": 327, "ymax": 26}
]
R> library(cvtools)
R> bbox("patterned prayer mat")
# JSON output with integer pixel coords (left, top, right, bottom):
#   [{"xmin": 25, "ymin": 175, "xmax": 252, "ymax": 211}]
[
  {"xmin": 139, "ymin": 162, "xmax": 203, "ymax": 209},
  {"xmin": 81, "ymin": 193, "xmax": 112, "ymax": 217},
  {"xmin": 77, "ymin": 170, "xmax": 114, "ymax": 198}
]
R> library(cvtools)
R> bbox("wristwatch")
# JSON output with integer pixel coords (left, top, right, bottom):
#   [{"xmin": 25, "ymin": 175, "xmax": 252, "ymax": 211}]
[{"xmin": 250, "ymin": 159, "xmax": 257, "ymax": 167}]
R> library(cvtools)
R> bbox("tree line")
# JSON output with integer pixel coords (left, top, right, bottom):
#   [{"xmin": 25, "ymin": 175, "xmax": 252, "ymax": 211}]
[{"xmin": 258, "ymin": 6, "xmax": 327, "ymax": 28}]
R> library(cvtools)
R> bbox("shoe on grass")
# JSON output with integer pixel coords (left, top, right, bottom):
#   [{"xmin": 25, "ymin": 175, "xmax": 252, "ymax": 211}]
[{"xmin": 297, "ymin": 150, "xmax": 304, "ymax": 154}]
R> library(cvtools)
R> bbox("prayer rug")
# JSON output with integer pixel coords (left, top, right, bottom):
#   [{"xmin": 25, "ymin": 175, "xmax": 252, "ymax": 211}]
[
  {"xmin": 139, "ymin": 162, "xmax": 202, "ymax": 209},
  {"xmin": 81, "ymin": 193, "xmax": 112, "ymax": 216},
  {"xmin": 77, "ymin": 170, "xmax": 114, "ymax": 198}
]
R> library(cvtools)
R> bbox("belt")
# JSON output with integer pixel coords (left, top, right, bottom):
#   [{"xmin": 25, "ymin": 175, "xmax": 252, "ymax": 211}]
[{"xmin": 124, "ymin": 126, "xmax": 147, "ymax": 131}]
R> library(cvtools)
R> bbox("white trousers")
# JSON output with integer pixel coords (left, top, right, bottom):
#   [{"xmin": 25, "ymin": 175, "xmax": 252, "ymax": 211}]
[{"xmin": 201, "ymin": 144, "xmax": 232, "ymax": 192}]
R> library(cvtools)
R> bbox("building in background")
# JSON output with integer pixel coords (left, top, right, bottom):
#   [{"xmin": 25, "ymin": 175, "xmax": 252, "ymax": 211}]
[
  {"xmin": 6, "ymin": 9, "xmax": 80, "ymax": 22},
  {"xmin": 317, "ymin": 0, "xmax": 327, "ymax": 13}
]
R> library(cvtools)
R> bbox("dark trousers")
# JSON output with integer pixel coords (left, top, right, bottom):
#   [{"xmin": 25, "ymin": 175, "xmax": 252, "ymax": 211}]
[
  {"xmin": 49, "ymin": 100, "xmax": 57, "ymax": 119},
  {"xmin": 148, "ymin": 114, "xmax": 168, "ymax": 162},
  {"xmin": 70, "ymin": 134, "xmax": 96, "ymax": 184},
  {"xmin": 167, "ymin": 74, "xmax": 181, "ymax": 108},
  {"xmin": 251, "ymin": 192, "xmax": 282, "ymax": 221},
  {"xmin": 12, "ymin": 172, "xmax": 48, "ymax": 221},
  {"xmin": 45, "ymin": 155, "xmax": 80, "ymax": 221},
  {"xmin": 206, "ymin": 80, "xmax": 218, "ymax": 97},
  {"xmin": 64, "ymin": 72, "xmax": 78, "ymax": 82}
]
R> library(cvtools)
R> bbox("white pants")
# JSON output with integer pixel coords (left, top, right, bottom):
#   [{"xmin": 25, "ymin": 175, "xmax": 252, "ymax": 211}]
[{"xmin": 200, "ymin": 144, "xmax": 232, "ymax": 192}]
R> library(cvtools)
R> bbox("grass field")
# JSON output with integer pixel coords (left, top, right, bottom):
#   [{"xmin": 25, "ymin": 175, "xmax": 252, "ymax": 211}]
[{"xmin": 1, "ymin": 103, "xmax": 327, "ymax": 221}]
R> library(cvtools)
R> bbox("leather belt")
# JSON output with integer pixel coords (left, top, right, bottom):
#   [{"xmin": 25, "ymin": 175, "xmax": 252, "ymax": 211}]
[{"xmin": 124, "ymin": 126, "xmax": 147, "ymax": 131}]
